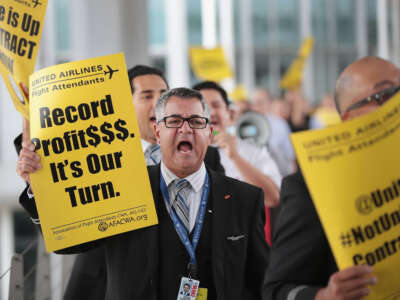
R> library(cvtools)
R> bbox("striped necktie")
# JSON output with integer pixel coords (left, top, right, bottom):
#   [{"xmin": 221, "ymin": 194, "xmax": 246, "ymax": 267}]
[
  {"xmin": 145, "ymin": 144, "xmax": 161, "ymax": 166},
  {"xmin": 173, "ymin": 179, "xmax": 191, "ymax": 233}
]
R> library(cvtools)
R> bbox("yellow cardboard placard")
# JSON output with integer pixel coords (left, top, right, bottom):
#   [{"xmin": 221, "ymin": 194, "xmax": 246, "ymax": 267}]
[
  {"xmin": 0, "ymin": 0, "xmax": 47, "ymax": 118},
  {"xmin": 291, "ymin": 92, "xmax": 400, "ymax": 299},
  {"xmin": 313, "ymin": 108, "xmax": 341, "ymax": 127},
  {"xmin": 190, "ymin": 46, "xmax": 233, "ymax": 82},
  {"xmin": 29, "ymin": 53, "xmax": 158, "ymax": 252},
  {"xmin": 280, "ymin": 37, "xmax": 314, "ymax": 91}
]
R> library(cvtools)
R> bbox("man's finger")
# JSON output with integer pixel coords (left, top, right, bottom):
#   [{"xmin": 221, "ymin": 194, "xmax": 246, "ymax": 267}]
[
  {"xmin": 17, "ymin": 162, "xmax": 39, "ymax": 175},
  {"xmin": 17, "ymin": 155, "xmax": 40, "ymax": 165},
  {"xmin": 19, "ymin": 151, "xmax": 40, "ymax": 163},
  {"xmin": 339, "ymin": 275, "xmax": 377, "ymax": 293},
  {"xmin": 334, "ymin": 265, "xmax": 373, "ymax": 282},
  {"xmin": 21, "ymin": 141, "xmax": 36, "ymax": 151},
  {"xmin": 345, "ymin": 287, "xmax": 371, "ymax": 300}
]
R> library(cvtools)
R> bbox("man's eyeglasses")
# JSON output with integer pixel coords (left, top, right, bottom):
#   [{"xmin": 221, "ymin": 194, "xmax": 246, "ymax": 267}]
[
  {"xmin": 344, "ymin": 85, "xmax": 400, "ymax": 115},
  {"xmin": 159, "ymin": 116, "xmax": 209, "ymax": 129}
]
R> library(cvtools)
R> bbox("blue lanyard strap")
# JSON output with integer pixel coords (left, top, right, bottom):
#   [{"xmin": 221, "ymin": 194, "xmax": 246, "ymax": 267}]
[{"xmin": 160, "ymin": 172, "xmax": 210, "ymax": 267}]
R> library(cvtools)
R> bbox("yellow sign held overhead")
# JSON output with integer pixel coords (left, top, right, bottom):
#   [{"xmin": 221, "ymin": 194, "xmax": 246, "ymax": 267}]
[
  {"xmin": 0, "ymin": 0, "xmax": 48, "ymax": 118},
  {"xmin": 29, "ymin": 53, "xmax": 158, "ymax": 252},
  {"xmin": 291, "ymin": 92, "xmax": 400, "ymax": 299},
  {"xmin": 280, "ymin": 37, "xmax": 314, "ymax": 91},
  {"xmin": 190, "ymin": 46, "xmax": 233, "ymax": 82}
]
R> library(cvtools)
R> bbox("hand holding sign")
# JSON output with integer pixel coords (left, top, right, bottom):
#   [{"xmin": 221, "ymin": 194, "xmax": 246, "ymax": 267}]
[
  {"xmin": 16, "ymin": 140, "xmax": 40, "ymax": 186},
  {"xmin": 291, "ymin": 91, "xmax": 400, "ymax": 299},
  {"xmin": 315, "ymin": 266, "xmax": 377, "ymax": 300}
]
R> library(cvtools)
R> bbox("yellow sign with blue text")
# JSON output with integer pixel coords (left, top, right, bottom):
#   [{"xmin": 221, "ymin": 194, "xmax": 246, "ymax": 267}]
[
  {"xmin": 0, "ymin": 0, "xmax": 47, "ymax": 118},
  {"xmin": 29, "ymin": 53, "xmax": 158, "ymax": 252},
  {"xmin": 291, "ymin": 92, "xmax": 400, "ymax": 300},
  {"xmin": 190, "ymin": 46, "xmax": 233, "ymax": 82}
]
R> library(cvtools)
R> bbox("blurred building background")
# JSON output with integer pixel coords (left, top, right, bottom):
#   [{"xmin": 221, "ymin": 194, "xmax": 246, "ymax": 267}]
[{"xmin": 0, "ymin": 0, "xmax": 399, "ymax": 299}]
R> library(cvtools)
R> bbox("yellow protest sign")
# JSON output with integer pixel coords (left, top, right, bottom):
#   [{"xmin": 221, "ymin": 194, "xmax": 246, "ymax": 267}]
[
  {"xmin": 0, "ymin": 0, "xmax": 47, "ymax": 118},
  {"xmin": 190, "ymin": 46, "xmax": 233, "ymax": 82},
  {"xmin": 29, "ymin": 53, "xmax": 158, "ymax": 252},
  {"xmin": 291, "ymin": 92, "xmax": 400, "ymax": 299},
  {"xmin": 280, "ymin": 37, "xmax": 314, "ymax": 91},
  {"xmin": 229, "ymin": 84, "xmax": 248, "ymax": 102},
  {"xmin": 313, "ymin": 108, "xmax": 341, "ymax": 127}
]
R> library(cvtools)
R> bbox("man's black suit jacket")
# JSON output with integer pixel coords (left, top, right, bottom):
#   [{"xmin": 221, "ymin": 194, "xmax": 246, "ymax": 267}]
[
  {"xmin": 62, "ymin": 145, "xmax": 225, "ymax": 300},
  {"xmin": 20, "ymin": 165, "xmax": 268, "ymax": 300},
  {"xmin": 263, "ymin": 171, "xmax": 338, "ymax": 300}
]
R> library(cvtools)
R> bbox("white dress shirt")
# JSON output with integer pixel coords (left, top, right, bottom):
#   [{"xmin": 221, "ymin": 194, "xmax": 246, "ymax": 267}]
[
  {"xmin": 141, "ymin": 138, "xmax": 154, "ymax": 154},
  {"xmin": 218, "ymin": 139, "xmax": 282, "ymax": 187},
  {"xmin": 160, "ymin": 162, "xmax": 207, "ymax": 232},
  {"xmin": 265, "ymin": 113, "xmax": 296, "ymax": 176}
]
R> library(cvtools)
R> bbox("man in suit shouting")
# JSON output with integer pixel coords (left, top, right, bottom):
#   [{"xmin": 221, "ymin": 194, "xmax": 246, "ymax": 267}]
[{"xmin": 17, "ymin": 87, "xmax": 269, "ymax": 300}]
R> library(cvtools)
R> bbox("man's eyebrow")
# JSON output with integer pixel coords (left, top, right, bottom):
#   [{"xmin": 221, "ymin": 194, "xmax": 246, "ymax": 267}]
[
  {"xmin": 165, "ymin": 114, "xmax": 203, "ymax": 118},
  {"xmin": 374, "ymin": 80, "xmax": 395, "ymax": 90},
  {"xmin": 140, "ymin": 90, "xmax": 154, "ymax": 94}
]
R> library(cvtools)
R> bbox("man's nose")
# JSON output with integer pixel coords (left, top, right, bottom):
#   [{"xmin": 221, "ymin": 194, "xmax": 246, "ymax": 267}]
[
  {"xmin": 150, "ymin": 96, "xmax": 158, "ymax": 109},
  {"xmin": 179, "ymin": 120, "xmax": 194, "ymax": 133}
]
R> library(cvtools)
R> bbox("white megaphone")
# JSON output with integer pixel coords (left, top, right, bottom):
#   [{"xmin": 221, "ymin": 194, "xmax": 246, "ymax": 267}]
[{"xmin": 228, "ymin": 111, "xmax": 271, "ymax": 147}]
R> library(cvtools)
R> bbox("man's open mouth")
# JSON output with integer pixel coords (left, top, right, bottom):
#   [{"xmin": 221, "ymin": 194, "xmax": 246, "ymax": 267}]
[{"xmin": 177, "ymin": 141, "xmax": 193, "ymax": 152}]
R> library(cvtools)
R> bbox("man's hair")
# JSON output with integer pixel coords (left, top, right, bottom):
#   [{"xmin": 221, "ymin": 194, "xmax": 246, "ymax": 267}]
[
  {"xmin": 155, "ymin": 87, "xmax": 211, "ymax": 122},
  {"xmin": 192, "ymin": 80, "xmax": 230, "ymax": 107},
  {"xmin": 127, "ymin": 65, "xmax": 169, "ymax": 93}
]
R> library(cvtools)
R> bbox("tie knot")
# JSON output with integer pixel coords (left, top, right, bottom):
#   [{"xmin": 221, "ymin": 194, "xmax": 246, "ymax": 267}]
[{"xmin": 176, "ymin": 179, "xmax": 189, "ymax": 190}]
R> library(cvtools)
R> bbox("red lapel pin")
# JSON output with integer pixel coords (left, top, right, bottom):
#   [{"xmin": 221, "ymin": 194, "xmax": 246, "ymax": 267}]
[{"xmin": 224, "ymin": 194, "xmax": 231, "ymax": 200}]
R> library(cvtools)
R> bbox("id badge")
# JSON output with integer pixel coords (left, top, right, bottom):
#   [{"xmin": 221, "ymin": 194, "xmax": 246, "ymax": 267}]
[{"xmin": 177, "ymin": 277, "xmax": 200, "ymax": 300}]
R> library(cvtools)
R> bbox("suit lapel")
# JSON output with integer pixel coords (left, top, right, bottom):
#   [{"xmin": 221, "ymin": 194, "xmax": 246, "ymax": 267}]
[
  {"xmin": 209, "ymin": 169, "xmax": 230, "ymax": 298},
  {"xmin": 147, "ymin": 165, "xmax": 163, "ymax": 295}
]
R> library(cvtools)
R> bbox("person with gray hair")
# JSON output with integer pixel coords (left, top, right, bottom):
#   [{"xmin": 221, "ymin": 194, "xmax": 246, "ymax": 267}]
[
  {"xmin": 155, "ymin": 87, "xmax": 210, "ymax": 122},
  {"xmin": 17, "ymin": 87, "xmax": 269, "ymax": 300}
]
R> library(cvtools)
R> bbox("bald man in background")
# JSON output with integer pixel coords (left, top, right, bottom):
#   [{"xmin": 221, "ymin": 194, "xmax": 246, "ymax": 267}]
[{"xmin": 263, "ymin": 57, "xmax": 400, "ymax": 300}]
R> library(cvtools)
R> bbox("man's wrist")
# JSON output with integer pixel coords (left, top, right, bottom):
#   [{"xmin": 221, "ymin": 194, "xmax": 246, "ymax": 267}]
[{"xmin": 227, "ymin": 146, "xmax": 239, "ymax": 160}]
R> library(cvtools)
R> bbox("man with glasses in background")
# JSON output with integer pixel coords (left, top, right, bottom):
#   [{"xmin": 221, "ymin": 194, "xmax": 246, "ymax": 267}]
[{"xmin": 263, "ymin": 56, "xmax": 399, "ymax": 300}]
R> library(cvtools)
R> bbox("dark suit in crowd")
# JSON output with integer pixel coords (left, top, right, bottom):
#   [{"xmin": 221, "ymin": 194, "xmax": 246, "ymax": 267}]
[
  {"xmin": 263, "ymin": 171, "xmax": 338, "ymax": 300},
  {"xmin": 15, "ymin": 134, "xmax": 226, "ymax": 300},
  {"xmin": 20, "ymin": 164, "xmax": 268, "ymax": 300},
  {"xmin": 62, "ymin": 146, "xmax": 225, "ymax": 300}
]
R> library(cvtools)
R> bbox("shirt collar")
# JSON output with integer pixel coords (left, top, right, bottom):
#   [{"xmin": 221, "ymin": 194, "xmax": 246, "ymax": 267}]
[
  {"xmin": 141, "ymin": 139, "xmax": 154, "ymax": 153},
  {"xmin": 160, "ymin": 162, "xmax": 206, "ymax": 193}
]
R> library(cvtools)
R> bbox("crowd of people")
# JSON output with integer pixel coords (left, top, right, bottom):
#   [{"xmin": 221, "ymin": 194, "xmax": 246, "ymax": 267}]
[{"xmin": 15, "ymin": 56, "xmax": 398, "ymax": 299}]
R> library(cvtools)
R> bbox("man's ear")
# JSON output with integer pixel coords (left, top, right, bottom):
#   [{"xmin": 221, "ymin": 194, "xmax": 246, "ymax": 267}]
[
  {"xmin": 207, "ymin": 125, "xmax": 213, "ymax": 144},
  {"xmin": 154, "ymin": 123, "xmax": 161, "ymax": 143},
  {"xmin": 229, "ymin": 108, "xmax": 235, "ymax": 122}
]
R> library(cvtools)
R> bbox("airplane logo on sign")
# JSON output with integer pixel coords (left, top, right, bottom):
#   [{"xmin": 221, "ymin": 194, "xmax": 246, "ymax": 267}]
[{"xmin": 104, "ymin": 65, "xmax": 119, "ymax": 79}]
